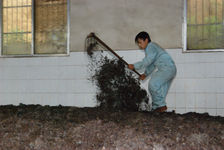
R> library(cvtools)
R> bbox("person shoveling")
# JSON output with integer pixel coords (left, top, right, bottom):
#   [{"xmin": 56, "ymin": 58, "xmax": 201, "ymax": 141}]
[
  {"xmin": 86, "ymin": 32, "xmax": 176, "ymax": 112},
  {"xmin": 128, "ymin": 31, "xmax": 177, "ymax": 112}
]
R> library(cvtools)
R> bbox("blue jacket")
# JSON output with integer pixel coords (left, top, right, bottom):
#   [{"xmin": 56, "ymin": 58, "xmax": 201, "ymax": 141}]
[{"xmin": 134, "ymin": 42, "xmax": 176, "ymax": 76}]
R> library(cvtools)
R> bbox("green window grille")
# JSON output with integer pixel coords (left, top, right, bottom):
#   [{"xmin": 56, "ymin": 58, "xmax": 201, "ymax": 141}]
[
  {"xmin": 187, "ymin": 0, "xmax": 224, "ymax": 50},
  {"xmin": 1, "ymin": 0, "xmax": 69, "ymax": 56}
]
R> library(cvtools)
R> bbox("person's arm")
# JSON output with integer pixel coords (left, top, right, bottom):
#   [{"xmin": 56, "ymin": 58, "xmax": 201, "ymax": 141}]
[
  {"xmin": 134, "ymin": 45, "xmax": 157, "ymax": 70},
  {"xmin": 133, "ymin": 53, "xmax": 156, "ymax": 71},
  {"xmin": 128, "ymin": 64, "xmax": 146, "ymax": 80},
  {"xmin": 144, "ymin": 64, "xmax": 155, "ymax": 76},
  {"xmin": 137, "ymin": 64, "xmax": 155, "ymax": 81}
]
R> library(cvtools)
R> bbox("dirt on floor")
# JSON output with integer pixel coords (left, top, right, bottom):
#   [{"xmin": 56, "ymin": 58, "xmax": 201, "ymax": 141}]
[{"xmin": 0, "ymin": 104, "xmax": 224, "ymax": 150}]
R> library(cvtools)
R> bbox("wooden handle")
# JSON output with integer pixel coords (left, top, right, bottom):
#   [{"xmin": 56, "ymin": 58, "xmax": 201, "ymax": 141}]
[{"xmin": 88, "ymin": 33, "xmax": 141, "ymax": 77}]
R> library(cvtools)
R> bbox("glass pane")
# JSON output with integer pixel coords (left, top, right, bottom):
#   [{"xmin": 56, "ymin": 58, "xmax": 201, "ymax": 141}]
[
  {"xmin": 2, "ymin": 0, "xmax": 32, "ymax": 55},
  {"xmin": 217, "ymin": 1, "xmax": 222, "ymax": 22},
  {"xmin": 203, "ymin": 0, "xmax": 210, "ymax": 24},
  {"xmin": 3, "ymin": 0, "xmax": 31, "ymax": 7},
  {"xmin": 2, "ymin": 33, "xmax": 31, "ymax": 55},
  {"xmin": 34, "ymin": 0, "xmax": 67, "ymax": 54},
  {"xmin": 187, "ymin": 0, "xmax": 224, "ymax": 50}
]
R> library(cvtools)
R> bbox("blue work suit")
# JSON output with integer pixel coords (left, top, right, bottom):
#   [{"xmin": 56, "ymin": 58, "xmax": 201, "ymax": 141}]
[{"xmin": 134, "ymin": 42, "xmax": 176, "ymax": 110}]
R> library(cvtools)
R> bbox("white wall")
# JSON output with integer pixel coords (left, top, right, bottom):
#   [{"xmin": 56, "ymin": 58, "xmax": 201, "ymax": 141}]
[
  {"xmin": 0, "ymin": 53, "xmax": 96, "ymax": 107},
  {"xmin": 1, "ymin": 50, "xmax": 224, "ymax": 116},
  {"xmin": 70, "ymin": 0, "xmax": 182, "ymax": 51}
]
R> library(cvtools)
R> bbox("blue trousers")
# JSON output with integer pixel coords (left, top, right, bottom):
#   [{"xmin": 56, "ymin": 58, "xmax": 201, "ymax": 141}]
[{"xmin": 149, "ymin": 66, "xmax": 176, "ymax": 110}]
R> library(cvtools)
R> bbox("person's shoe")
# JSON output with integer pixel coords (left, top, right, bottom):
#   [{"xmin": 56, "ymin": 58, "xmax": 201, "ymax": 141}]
[{"xmin": 153, "ymin": 106, "xmax": 167, "ymax": 112}]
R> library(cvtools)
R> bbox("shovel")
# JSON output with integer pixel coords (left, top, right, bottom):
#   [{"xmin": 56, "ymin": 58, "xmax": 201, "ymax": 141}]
[{"xmin": 87, "ymin": 32, "xmax": 141, "ymax": 77}]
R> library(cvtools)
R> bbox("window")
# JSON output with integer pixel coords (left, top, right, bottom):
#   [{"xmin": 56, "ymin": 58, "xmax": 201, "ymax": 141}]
[
  {"xmin": 183, "ymin": 0, "xmax": 224, "ymax": 52},
  {"xmin": 0, "ymin": 0, "xmax": 69, "ymax": 56}
]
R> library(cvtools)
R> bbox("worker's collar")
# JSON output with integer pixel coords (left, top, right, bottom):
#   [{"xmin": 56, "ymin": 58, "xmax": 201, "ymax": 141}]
[{"xmin": 145, "ymin": 42, "xmax": 152, "ymax": 50}]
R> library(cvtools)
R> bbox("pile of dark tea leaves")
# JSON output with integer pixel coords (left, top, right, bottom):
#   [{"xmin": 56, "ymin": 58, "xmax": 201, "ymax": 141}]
[{"xmin": 86, "ymin": 38, "xmax": 149, "ymax": 111}]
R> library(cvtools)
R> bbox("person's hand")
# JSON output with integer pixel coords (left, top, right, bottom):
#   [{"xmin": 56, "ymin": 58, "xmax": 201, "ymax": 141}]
[
  {"xmin": 140, "ymin": 74, "xmax": 146, "ymax": 80},
  {"xmin": 128, "ymin": 64, "xmax": 134, "ymax": 70}
]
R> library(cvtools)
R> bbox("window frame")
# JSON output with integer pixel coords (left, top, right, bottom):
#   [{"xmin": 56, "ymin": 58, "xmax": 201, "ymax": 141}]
[
  {"xmin": 183, "ymin": 0, "xmax": 224, "ymax": 53},
  {"xmin": 0, "ymin": 0, "xmax": 70, "ymax": 57}
]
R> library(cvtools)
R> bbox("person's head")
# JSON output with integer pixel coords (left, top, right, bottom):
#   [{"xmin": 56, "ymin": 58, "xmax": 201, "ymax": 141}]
[{"xmin": 135, "ymin": 31, "xmax": 151, "ymax": 49}]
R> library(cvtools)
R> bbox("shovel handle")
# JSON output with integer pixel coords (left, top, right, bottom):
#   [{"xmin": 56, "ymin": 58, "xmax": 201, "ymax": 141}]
[{"xmin": 87, "ymin": 33, "xmax": 141, "ymax": 77}]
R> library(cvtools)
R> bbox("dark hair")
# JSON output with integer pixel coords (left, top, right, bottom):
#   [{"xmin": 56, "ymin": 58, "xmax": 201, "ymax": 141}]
[{"xmin": 135, "ymin": 31, "xmax": 151, "ymax": 43}]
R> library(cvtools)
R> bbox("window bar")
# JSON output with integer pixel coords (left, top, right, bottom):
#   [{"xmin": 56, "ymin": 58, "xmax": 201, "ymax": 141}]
[
  {"xmin": 31, "ymin": 0, "xmax": 34, "ymax": 55},
  {"xmin": 47, "ymin": 1, "xmax": 49, "ymax": 47},
  {"xmin": 195, "ymin": 0, "xmax": 198, "ymax": 48},
  {"xmin": 208, "ymin": 0, "xmax": 211, "ymax": 47},
  {"xmin": 17, "ymin": 0, "xmax": 18, "ymax": 45},
  {"xmin": 202, "ymin": 0, "xmax": 204, "ymax": 46},
  {"xmin": 67, "ymin": 0, "xmax": 70, "ymax": 54},
  {"xmin": 183, "ymin": 0, "xmax": 186, "ymax": 51},
  {"xmin": 222, "ymin": 0, "xmax": 224, "ymax": 49},
  {"xmin": 0, "ymin": 0, "xmax": 2, "ymax": 55},
  {"xmin": 190, "ymin": 0, "xmax": 192, "ymax": 49},
  {"xmin": 215, "ymin": 0, "xmax": 217, "ymax": 47},
  {"xmin": 21, "ymin": 0, "xmax": 23, "ymax": 42},
  {"xmin": 188, "ymin": 0, "xmax": 192, "ymax": 49},
  {"xmin": 3, "ymin": 5, "xmax": 31, "ymax": 8},
  {"xmin": 187, "ymin": 0, "xmax": 191, "ymax": 50},
  {"xmin": 6, "ymin": 0, "xmax": 8, "ymax": 53},
  {"xmin": 26, "ymin": 0, "xmax": 28, "ymax": 52},
  {"xmin": 11, "ymin": 1, "xmax": 13, "ymax": 49}
]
